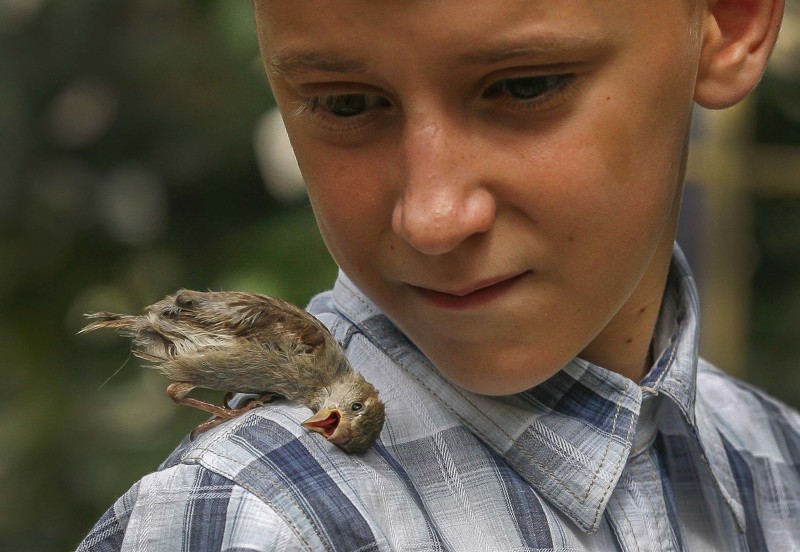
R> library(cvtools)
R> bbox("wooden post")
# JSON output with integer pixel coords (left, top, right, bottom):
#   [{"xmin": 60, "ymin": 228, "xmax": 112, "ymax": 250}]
[{"xmin": 685, "ymin": 99, "xmax": 756, "ymax": 377}]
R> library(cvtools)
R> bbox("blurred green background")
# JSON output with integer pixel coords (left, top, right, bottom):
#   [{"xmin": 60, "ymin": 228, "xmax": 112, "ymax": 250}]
[{"xmin": 0, "ymin": 1, "xmax": 798, "ymax": 550}]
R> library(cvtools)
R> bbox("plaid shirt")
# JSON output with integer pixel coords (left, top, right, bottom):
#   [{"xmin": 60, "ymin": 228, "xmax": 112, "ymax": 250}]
[{"xmin": 78, "ymin": 246, "xmax": 800, "ymax": 551}]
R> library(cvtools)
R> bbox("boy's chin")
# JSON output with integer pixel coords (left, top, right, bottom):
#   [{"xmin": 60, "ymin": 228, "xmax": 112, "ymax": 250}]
[{"xmin": 432, "ymin": 355, "xmax": 567, "ymax": 397}]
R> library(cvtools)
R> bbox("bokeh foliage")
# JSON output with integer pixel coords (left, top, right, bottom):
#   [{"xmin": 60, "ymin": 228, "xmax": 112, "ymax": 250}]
[
  {"xmin": 0, "ymin": 1, "xmax": 798, "ymax": 550},
  {"xmin": 0, "ymin": 1, "xmax": 337, "ymax": 549}
]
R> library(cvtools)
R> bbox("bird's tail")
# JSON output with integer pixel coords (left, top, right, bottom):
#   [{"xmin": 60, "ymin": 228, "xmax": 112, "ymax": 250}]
[
  {"xmin": 80, "ymin": 310, "xmax": 202, "ymax": 368},
  {"xmin": 80, "ymin": 310, "xmax": 287, "ymax": 393},
  {"xmin": 80, "ymin": 312, "xmax": 146, "ymax": 339}
]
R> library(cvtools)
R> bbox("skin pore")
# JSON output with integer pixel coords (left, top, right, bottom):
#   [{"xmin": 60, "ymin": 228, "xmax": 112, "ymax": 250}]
[{"xmin": 254, "ymin": 0, "xmax": 709, "ymax": 395}]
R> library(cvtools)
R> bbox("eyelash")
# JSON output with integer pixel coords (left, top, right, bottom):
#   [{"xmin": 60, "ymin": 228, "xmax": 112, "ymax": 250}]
[
  {"xmin": 296, "ymin": 73, "xmax": 577, "ymax": 132},
  {"xmin": 483, "ymin": 73, "xmax": 577, "ymax": 112},
  {"xmin": 295, "ymin": 94, "xmax": 390, "ymax": 133}
]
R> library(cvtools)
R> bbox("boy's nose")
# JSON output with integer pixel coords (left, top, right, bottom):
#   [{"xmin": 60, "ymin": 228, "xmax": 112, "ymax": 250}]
[{"xmin": 392, "ymin": 119, "xmax": 496, "ymax": 256}]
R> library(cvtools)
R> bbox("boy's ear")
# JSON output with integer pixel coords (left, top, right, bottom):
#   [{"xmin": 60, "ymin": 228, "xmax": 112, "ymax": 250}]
[{"xmin": 694, "ymin": 0, "xmax": 785, "ymax": 109}]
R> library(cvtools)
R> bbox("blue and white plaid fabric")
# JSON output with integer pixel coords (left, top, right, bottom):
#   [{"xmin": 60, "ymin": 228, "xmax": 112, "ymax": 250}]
[{"xmin": 78, "ymin": 246, "xmax": 800, "ymax": 551}]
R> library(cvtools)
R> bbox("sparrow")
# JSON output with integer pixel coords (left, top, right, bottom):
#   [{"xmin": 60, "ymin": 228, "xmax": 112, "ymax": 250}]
[{"xmin": 81, "ymin": 289, "xmax": 385, "ymax": 454}]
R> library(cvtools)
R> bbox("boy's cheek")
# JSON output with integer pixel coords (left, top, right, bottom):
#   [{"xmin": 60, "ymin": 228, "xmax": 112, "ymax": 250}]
[{"xmin": 295, "ymin": 155, "xmax": 393, "ymax": 272}]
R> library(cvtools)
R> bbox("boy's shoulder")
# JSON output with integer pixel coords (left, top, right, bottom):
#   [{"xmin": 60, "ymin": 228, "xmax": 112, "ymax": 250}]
[
  {"xmin": 696, "ymin": 359, "xmax": 800, "ymax": 450},
  {"xmin": 76, "ymin": 406, "xmax": 362, "ymax": 551},
  {"xmin": 83, "ymin": 394, "xmax": 397, "ymax": 551},
  {"xmin": 694, "ymin": 358, "xmax": 800, "ymax": 512}
]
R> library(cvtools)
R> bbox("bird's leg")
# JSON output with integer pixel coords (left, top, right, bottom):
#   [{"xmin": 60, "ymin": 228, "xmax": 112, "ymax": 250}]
[
  {"xmin": 189, "ymin": 397, "xmax": 275, "ymax": 439},
  {"xmin": 167, "ymin": 383, "xmax": 280, "ymax": 439},
  {"xmin": 167, "ymin": 382, "xmax": 238, "ymax": 419}
]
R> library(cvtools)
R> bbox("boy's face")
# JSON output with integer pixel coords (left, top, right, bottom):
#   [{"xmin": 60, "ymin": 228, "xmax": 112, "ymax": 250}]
[{"xmin": 256, "ymin": 0, "xmax": 704, "ymax": 394}]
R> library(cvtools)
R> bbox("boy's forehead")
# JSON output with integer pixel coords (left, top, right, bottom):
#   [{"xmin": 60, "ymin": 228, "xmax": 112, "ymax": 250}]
[
  {"xmin": 254, "ymin": 0, "xmax": 667, "ymax": 55},
  {"xmin": 254, "ymin": 0, "xmax": 706, "ymax": 79}
]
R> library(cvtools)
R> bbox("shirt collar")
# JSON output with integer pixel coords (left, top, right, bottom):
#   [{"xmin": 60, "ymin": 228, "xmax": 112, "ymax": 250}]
[
  {"xmin": 641, "ymin": 245, "xmax": 746, "ymax": 530},
  {"xmin": 328, "ymin": 244, "xmax": 743, "ymax": 533}
]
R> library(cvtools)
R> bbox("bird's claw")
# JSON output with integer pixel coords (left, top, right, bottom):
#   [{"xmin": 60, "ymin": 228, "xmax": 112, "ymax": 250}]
[
  {"xmin": 190, "ymin": 399, "xmax": 264, "ymax": 439},
  {"xmin": 189, "ymin": 393, "xmax": 280, "ymax": 439}
]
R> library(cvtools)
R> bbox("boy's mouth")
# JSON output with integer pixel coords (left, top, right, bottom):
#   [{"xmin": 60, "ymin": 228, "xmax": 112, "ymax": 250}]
[{"xmin": 411, "ymin": 271, "xmax": 530, "ymax": 310}]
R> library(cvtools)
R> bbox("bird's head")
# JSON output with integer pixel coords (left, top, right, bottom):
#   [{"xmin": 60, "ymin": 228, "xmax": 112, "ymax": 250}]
[{"xmin": 301, "ymin": 374, "xmax": 385, "ymax": 454}]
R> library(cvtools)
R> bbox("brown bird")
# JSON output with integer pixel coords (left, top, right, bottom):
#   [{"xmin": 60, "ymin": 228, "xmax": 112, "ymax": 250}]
[{"xmin": 81, "ymin": 289, "xmax": 385, "ymax": 454}]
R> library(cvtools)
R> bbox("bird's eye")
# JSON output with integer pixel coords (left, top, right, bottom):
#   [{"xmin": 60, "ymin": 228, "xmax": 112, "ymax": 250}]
[{"xmin": 351, "ymin": 402, "xmax": 363, "ymax": 412}]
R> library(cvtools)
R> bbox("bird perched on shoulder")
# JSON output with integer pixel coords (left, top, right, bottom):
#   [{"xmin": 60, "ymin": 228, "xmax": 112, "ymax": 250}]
[{"xmin": 81, "ymin": 289, "xmax": 385, "ymax": 454}]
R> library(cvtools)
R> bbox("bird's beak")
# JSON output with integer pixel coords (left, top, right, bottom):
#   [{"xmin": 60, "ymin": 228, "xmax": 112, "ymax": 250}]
[{"xmin": 302, "ymin": 408, "xmax": 352, "ymax": 446}]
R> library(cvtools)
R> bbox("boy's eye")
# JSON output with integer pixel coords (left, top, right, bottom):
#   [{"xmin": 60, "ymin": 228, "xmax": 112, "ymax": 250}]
[
  {"xmin": 325, "ymin": 94, "xmax": 368, "ymax": 117},
  {"xmin": 483, "ymin": 74, "xmax": 574, "ymax": 104},
  {"xmin": 308, "ymin": 93, "xmax": 390, "ymax": 117}
]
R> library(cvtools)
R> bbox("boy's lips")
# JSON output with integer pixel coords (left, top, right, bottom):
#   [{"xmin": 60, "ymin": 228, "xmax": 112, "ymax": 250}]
[{"xmin": 410, "ymin": 271, "xmax": 531, "ymax": 310}]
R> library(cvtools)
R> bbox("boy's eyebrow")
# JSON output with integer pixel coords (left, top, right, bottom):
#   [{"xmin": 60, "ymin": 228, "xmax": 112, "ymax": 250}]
[
  {"xmin": 459, "ymin": 35, "xmax": 609, "ymax": 65},
  {"xmin": 268, "ymin": 35, "xmax": 608, "ymax": 76},
  {"xmin": 268, "ymin": 49, "xmax": 369, "ymax": 76}
]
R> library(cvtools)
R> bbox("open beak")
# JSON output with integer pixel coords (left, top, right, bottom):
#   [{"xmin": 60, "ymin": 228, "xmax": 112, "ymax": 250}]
[{"xmin": 302, "ymin": 408, "xmax": 352, "ymax": 445}]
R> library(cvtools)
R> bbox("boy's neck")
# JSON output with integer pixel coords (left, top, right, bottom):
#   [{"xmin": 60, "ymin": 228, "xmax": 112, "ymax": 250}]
[{"xmin": 578, "ymin": 239, "xmax": 674, "ymax": 383}]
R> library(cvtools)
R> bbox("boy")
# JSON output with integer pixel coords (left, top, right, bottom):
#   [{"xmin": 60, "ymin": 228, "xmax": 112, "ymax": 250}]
[{"xmin": 78, "ymin": 0, "xmax": 798, "ymax": 550}]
